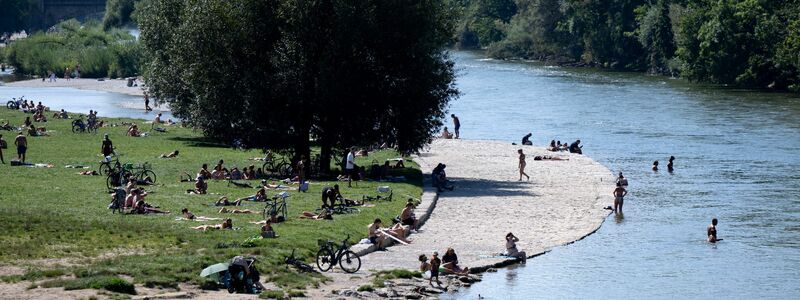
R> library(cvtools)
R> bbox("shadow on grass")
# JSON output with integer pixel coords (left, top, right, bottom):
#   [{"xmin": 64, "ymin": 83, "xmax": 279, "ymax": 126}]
[{"xmin": 168, "ymin": 136, "xmax": 229, "ymax": 148}]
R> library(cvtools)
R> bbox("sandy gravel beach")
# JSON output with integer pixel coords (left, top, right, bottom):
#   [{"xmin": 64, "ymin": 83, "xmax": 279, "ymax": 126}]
[
  {"xmin": 360, "ymin": 139, "xmax": 615, "ymax": 272},
  {"xmin": 5, "ymin": 78, "xmax": 145, "ymax": 97}
]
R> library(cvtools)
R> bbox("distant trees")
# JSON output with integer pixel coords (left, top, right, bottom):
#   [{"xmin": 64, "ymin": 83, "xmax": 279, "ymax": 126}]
[
  {"xmin": 102, "ymin": 0, "xmax": 139, "ymax": 30},
  {"xmin": 137, "ymin": 0, "xmax": 459, "ymax": 171},
  {"xmin": 0, "ymin": 0, "xmax": 38, "ymax": 35},
  {"xmin": 451, "ymin": 0, "xmax": 800, "ymax": 91}
]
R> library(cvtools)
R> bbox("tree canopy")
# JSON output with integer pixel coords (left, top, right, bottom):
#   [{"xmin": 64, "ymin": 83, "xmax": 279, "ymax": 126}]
[{"xmin": 137, "ymin": 0, "xmax": 459, "ymax": 170}]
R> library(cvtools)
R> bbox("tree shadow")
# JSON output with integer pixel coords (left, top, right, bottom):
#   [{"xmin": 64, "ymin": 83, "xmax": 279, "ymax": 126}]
[
  {"xmin": 434, "ymin": 177, "xmax": 539, "ymax": 198},
  {"xmin": 167, "ymin": 136, "xmax": 229, "ymax": 148}
]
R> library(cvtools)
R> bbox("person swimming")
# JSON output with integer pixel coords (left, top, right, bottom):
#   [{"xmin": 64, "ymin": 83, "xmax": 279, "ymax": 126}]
[
  {"xmin": 708, "ymin": 218, "xmax": 720, "ymax": 243},
  {"xmin": 652, "ymin": 160, "xmax": 659, "ymax": 171},
  {"xmin": 667, "ymin": 156, "xmax": 675, "ymax": 172}
]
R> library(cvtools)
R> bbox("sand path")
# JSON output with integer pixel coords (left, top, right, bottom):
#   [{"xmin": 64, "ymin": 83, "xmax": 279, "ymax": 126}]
[
  {"xmin": 360, "ymin": 139, "xmax": 614, "ymax": 272},
  {"xmin": 5, "ymin": 78, "xmax": 145, "ymax": 96}
]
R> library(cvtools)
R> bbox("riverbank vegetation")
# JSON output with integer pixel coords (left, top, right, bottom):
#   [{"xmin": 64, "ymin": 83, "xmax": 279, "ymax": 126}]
[
  {"xmin": 3, "ymin": 20, "xmax": 141, "ymax": 78},
  {"xmin": 136, "ymin": 0, "xmax": 459, "ymax": 172},
  {"xmin": 450, "ymin": 0, "xmax": 800, "ymax": 92},
  {"xmin": 0, "ymin": 108, "xmax": 422, "ymax": 295}
]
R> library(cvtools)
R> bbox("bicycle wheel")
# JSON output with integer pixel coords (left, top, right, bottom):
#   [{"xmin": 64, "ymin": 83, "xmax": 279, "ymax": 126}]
[
  {"xmin": 106, "ymin": 174, "xmax": 118, "ymax": 189},
  {"xmin": 278, "ymin": 163, "xmax": 293, "ymax": 178},
  {"xmin": 339, "ymin": 250, "xmax": 361, "ymax": 273},
  {"xmin": 138, "ymin": 170, "xmax": 157, "ymax": 184},
  {"xmin": 99, "ymin": 163, "xmax": 112, "ymax": 176},
  {"xmin": 6, "ymin": 101, "xmax": 15, "ymax": 109},
  {"xmin": 72, "ymin": 124, "xmax": 81, "ymax": 133},
  {"xmin": 316, "ymin": 248, "xmax": 335, "ymax": 272}
]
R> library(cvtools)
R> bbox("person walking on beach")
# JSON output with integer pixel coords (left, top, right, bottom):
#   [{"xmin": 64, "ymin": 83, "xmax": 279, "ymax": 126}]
[
  {"xmin": 707, "ymin": 218, "xmax": 719, "ymax": 243},
  {"xmin": 517, "ymin": 149, "xmax": 529, "ymax": 181},
  {"xmin": 667, "ymin": 156, "xmax": 675, "ymax": 172},
  {"xmin": 14, "ymin": 131, "xmax": 27, "ymax": 163},
  {"xmin": 101, "ymin": 134, "xmax": 114, "ymax": 157},
  {"xmin": 613, "ymin": 183, "xmax": 627, "ymax": 213},
  {"xmin": 451, "ymin": 114, "xmax": 460, "ymax": 139}
]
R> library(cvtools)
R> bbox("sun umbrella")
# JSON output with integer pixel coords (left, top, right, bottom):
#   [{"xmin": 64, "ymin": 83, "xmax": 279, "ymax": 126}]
[{"xmin": 200, "ymin": 262, "xmax": 230, "ymax": 281}]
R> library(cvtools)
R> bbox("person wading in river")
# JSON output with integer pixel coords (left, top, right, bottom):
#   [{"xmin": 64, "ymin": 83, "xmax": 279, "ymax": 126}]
[
  {"xmin": 613, "ymin": 183, "xmax": 627, "ymax": 213},
  {"xmin": 451, "ymin": 114, "xmax": 460, "ymax": 139},
  {"xmin": 707, "ymin": 218, "xmax": 720, "ymax": 243}
]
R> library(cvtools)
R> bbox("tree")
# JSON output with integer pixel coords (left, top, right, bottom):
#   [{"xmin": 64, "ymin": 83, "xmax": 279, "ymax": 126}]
[
  {"xmin": 138, "ymin": 0, "xmax": 459, "ymax": 173},
  {"xmin": 103, "ymin": 0, "xmax": 139, "ymax": 30},
  {"xmin": 0, "ymin": 0, "xmax": 38, "ymax": 35},
  {"xmin": 636, "ymin": 0, "xmax": 676, "ymax": 74}
]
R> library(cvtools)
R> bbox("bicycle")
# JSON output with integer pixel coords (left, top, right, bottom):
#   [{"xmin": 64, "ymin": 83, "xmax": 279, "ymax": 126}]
[
  {"xmin": 71, "ymin": 118, "xmax": 97, "ymax": 133},
  {"xmin": 284, "ymin": 249, "xmax": 316, "ymax": 273},
  {"xmin": 261, "ymin": 156, "xmax": 292, "ymax": 178},
  {"xmin": 263, "ymin": 192, "xmax": 289, "ymax": 222},
  {"xmin": 315, "ymin": 234, "xmax": 361, "ymax": 273},
  {"xmin": 315, "ymin": 196, "xmax": 361, "ymax": 215},
  {"xmin": 105, "ymin": 162, "xmax": 157, "ymax": 189},
  {"xmin": 128, "ymin": 162, "xmax": 157, "ymax": 184},
  {"xmin": 98, "ymin": 154, "xmax": 121, "ymax": 176},
  {"xmin": 6, "ymin": 96, "xmax": 24, "ymax": 110}
]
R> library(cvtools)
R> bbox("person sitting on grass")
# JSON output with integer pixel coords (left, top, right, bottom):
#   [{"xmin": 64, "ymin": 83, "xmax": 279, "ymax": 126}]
[
  {"xmin": 160, "ymin": 150, "xmax": 179, "ymax": 158},
  {"xmin": 124, "ymin": 188, "xmax": 146, "ymax": 209},
  {"xmin": 211, "ymin": 160, "xmax": 228, "ymax": 179},
  {"xmin": 401, "ymin": 201, "xmax": 419, "ymax": 231},
  {"xmin": 504, "ymin": 232, "xmax": 526, "ymax": 262},
  {"xmin": 218, "ymin": 207, "xmax": 256, "ymax": 214},
  {"xmin": 299, "ymin": 210, "xmax": 333, "ymax": 220},
  {"xmin": 199, "ymin": 163, "xmax": 213, "ymax": 180},
  {"xmin": 260, "ymin": 220, "xmax": 276, "ymax": 238},
  {"xmin": 240, "ymin": 187, "xmax": 268, "ymax": 202},
  {"xmin": 442, "ymin": 248, "xmax": 469, "ymax": 275},
  {"xmin": 23, "ymin": 116, "xmax": 31, "ymax": 128},
  {"xmin": 192, "ymin": 218, "xmax": 233, "ymax": 231},
  {"xmin": 244, "ymin": 165, "xmax": 257, "ymax": 180},
  {"xmin": 229, "ymin": 166, "xmax": 243, "ymax": 180},
  {"xmin": 215, "ymin": 196, "xmax": 244, "ymax": 206},
  {"xmin": 153, "ymin": 113, "xmax": 164, "ymax": 125},
  {"xmin": 127, "ymin": 124, "xmax": 141, "ymax": 137},
  {"xmin": 187, "ymin": 176, "xmax": 208, "ymax": 194}
]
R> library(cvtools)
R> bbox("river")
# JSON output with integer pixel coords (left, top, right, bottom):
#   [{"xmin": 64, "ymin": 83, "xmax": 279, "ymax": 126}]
[
  {"xmin": 2, "ymin": 51, "xmax": 798, "ymax": 299},
  {"xmin": 440, "ymin": 51, "xmax": 800, "ymax": 299}
]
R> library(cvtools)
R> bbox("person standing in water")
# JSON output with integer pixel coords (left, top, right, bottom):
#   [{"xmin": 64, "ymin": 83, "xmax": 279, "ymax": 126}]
[
  {"xmin": 613, "ymin": 183, "xmax": 628, "ymax": 213},
  {"xmin": 451, "ymin": 114, "xmax": 460, "ymax": 139},
  {"xmin": 144, "ymin": 92, "xmax": 152, "ymax": 111},
  {"xmin": 652, "ymin": 160, "xmax": 659, "ymax": 171},
  {"xmin": 667, "ymin": 156, "xmax": 675, "ymax": 172},
  {"xmin": 517, "ymin": 149, "xmax": 529, "ymax": 181},
  {"xmin": 616, "ymin": 172, "xmax": 628, "ymax": 187},
  {"xmin": 707, "ymin": 218, "xmax": 719, "ymax": 243}
]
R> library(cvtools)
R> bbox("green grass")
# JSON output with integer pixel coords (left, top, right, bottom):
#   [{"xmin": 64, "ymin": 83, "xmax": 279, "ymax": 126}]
[
  {"xmin": 259, "ymin": 289, "xmax": 284, "ymax": 299},
  {"xmin": 0, "ymin": 109, "xmax": 422, "ymax": 291},
  {"xmin": 39, "ymin": 275, "xmax": 136, "ymax": 294}
]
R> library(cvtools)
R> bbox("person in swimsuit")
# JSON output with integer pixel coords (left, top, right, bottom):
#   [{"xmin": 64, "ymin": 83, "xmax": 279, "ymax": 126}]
[
  {"xmin": 181, "ymin": 208, "xmax": 196, "ymax": 220},
  {"xmin": 321, "ymin": 185, "xmax": 342, "ymax": 208},
  {"xmin": 429, "ymin": 252, "xmax": 441, "ymax": 285},
  {"xmin": 652, "ymin": 160, "xmax": 659, "ymax": 171},
  {"xmin": 667, "ymin": 156, "xmax": 675, "ymax": 172},
  {"xmin": 518, "ymin": 149, "xmax": 529, "ymax": 181},
  {"xmin": 101, "ymin": 134, "xmax": 114, "ymax": 157},
  {"xmin": 451, "ymin": 114, "xmax": 460, "ymax": 139},
  {"xmin": 613, "ymin": 183, "xmax": 628, "ymax": 213},
  {"xmin": 442, "ymin": 248, "xmax": 469, "ymax": 275},
  {"xmin": 193, "ymin": 219, "xmax": 233, "ymax": 231},
  {"xmin": 505, "ymin": 232, "xmax": 526, "ymax": 262},
  {"xmin": 616, "ymin": 172, "xmax": 628, "ymax": 187},
  {"xmin": 368, "ymin": 218, "xmax": 386, "ymax": 248},
  {"xmin": 14, "ymin": 131, "xmax": 27, "ymax": 162},
  {"xmin": 707, "ymin": 218, "xmax": 719, "ymax": 243},
  {"xmin": 400, "ymin": 202, "xmax": 418, "ymax": 230},
  {"xmin": 144, "ymin": 92, "xmax": 152, "ymax": 111}
]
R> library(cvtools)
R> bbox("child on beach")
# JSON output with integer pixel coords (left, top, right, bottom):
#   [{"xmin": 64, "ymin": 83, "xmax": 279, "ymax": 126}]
[{"xmin": 429, "ymin": 252, "xmax": 441, "ymax": 285}]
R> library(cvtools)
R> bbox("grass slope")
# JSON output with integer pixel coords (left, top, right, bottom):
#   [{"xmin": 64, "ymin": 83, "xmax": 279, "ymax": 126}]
[{"xmin": 0, "ymin": 108, "xmax": 422, "ymax": 291}]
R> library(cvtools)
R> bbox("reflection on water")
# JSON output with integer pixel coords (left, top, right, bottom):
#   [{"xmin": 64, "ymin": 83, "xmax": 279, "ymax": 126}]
[
  {"xmin": 0, "ymin": 86, "xmax": 173, "ymax": 120},
  {"xmin": 442, "ymin": 51, "xmax": 800, "ymax": 299}
]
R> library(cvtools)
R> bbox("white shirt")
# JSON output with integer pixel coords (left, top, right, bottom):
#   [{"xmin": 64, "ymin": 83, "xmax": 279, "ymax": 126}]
[{"xmin": 346, "ymin": 152, "xmax": 355, "ymax": 170}]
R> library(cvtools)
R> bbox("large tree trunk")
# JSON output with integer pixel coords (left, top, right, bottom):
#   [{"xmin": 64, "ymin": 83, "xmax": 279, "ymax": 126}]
[{"xmin": 319, "ymin": 143, "xmax": 333, "ymax": 177}]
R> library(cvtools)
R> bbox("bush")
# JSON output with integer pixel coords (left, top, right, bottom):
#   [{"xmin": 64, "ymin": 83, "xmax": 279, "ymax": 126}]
[
  {"xmin": 357, "ymin": 284, "xmax": 374, "ymax": 292},
  {"xmin": 259, "ymin": 290, "xmax": 284, "ymax": 299},
  {"xmin": 40, "ymin": 276, "xmax": 136, "ymax": 295}
]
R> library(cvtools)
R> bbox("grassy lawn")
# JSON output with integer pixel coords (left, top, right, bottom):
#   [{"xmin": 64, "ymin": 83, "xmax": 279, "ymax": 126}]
[{"xmin": 0, "ymin": 108, "xmax": 422, "ymax": 293}]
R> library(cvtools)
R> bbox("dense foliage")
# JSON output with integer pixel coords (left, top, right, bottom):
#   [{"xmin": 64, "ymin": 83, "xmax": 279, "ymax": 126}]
[
  {"xmin": 137, "ymin": 0, "xmax": 459, "ymax": 169},
  {"xmin": 102, "ymin": 0, "xmax": 139, "ymax": 30},
  {"xmin": 0, "ymin": 0, "xmax": 38, "ymax": 35},
  {"xmin": 3, "ymin": 20, "xmax": 141, "ymax": 78},
  {"xmin": 451, "ymin": 0, "xmax": 800, "ymax": 91}
]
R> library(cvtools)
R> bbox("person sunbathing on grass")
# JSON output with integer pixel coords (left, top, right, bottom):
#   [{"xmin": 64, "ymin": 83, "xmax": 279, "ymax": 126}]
[
  {"xmin": 218, "ymin": 207, "xmax": 256, "ymax": 214},
  {"xmin": 299, "ymin": 210, "xmax": 333, "ymax": 220},
  {"xmin": 160, "ymin": 150, "xmax": 179, "ymax": 158},
  {"xmin": 181, "ymin": 208, "xmax": 196, "ymax": 220},
  {"xmin": 187, "ymin": 176, "xmax": 208, "ymax": 194},
  {"xmin": 211, "ymin": 160, "xmax": 228, "ymax": 179},
  {"xmin": 133, "ymin": 199, "xmax": 169, "ymax": 214},
  {"xmin": 192, "ymin": 218, "xmax": 233, "ymax": 231},
  {"xmin": 212, "ymin": 196, "xmax": 242, "ymax": 207}
]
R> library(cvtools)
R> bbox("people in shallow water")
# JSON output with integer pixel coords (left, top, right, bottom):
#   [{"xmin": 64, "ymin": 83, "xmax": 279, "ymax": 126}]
[
  {"xmin": 652, "ymin": 160, "xmax": 659, "ymax": 171},
  {"xmin": 707, "ymin": 218, "xmax": 719, "ymax": 243},
  {"xmin": 616, "ymin": 172, "xmax": 628, "ymax": 187},
  {"xmin": 667, "ymin": 156, "xmax": 675, "ymax": 172},
  {"xmin": 613, "ymin": 183, "xmax": 628, "ymax": 213}
]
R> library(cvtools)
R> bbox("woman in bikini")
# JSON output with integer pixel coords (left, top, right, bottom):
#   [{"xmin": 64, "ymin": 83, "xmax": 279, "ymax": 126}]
[
  {"xmin": 192, "ymin": 218, "xmax": 233, "ymax": 231},
  {"xmin": 518, "ymin": 149, "xmax": 529, "ymax": 181}
]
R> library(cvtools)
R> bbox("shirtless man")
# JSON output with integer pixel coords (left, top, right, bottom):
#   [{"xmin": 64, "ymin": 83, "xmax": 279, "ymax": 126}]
[
  {"xmin": 14, "ymin": 131, "xmax": 27, "ymax": 162},
  {"xmin": 0, "ymin": 134, "xmax": 5, "ymax": 164},
  {"xmin": 707, "ymin": 218, "xmax": 720, "ymax": 243},
  {"xmin": 667, "ymin": 156, "xmax": 675, "ymax": 172},
  {"xmin": 451, "ymin": 114, "xmax": 460, "ymax": 139},
  {"xmin": 321, "ymin": 185, "xmax": 342, "ymax": 208},
  {"xmin": 613, "ymin": 183, "xmax": 628, "ymax": 213}
]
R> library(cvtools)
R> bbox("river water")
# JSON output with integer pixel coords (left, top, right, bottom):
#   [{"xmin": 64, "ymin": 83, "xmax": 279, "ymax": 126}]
[
  {"xmin": 441, "ymin": 52, "xmax": 800, "ymax": 299},
  {"xmin": 2, "ymin": 51, "xmax": 798, "ymax": 298}
]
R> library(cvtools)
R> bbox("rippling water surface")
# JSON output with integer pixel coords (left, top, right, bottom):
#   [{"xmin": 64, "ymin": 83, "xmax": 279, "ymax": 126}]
[{"xmin": 442, "ymin": 51, "xmax": 800, "ymax": 299}]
